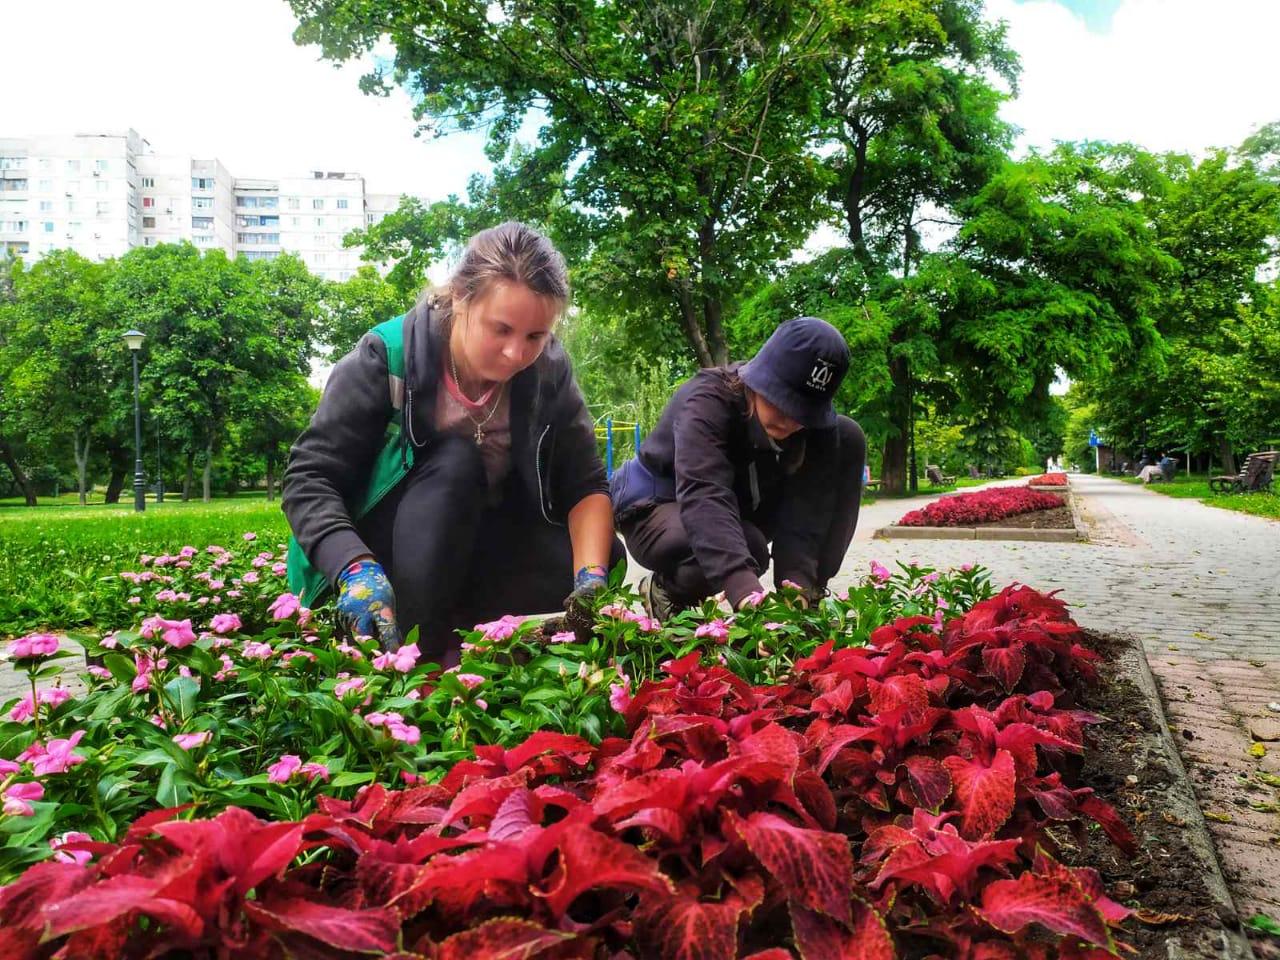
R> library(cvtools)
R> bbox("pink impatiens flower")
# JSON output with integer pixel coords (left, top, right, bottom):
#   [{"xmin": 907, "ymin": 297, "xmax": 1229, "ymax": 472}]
[
  {"xmin": 475, "ymin": 614, "xmax": 524, "ymax": 642},
  {"xmin": 267, "ymin": 755, "xmax": 302, "ymax": 783},
  {"xmin": 549, "ymin": 630, "xmax": 576, "ymax": 644},
  {"xmin": 8, "ymin": 633, "xmax": 59, "ymax": 659},
  {"xmin": 298, "ymin": 761, "xmax": 330, "ymax": 782},
  {"xmin": 18, "ymin": 730, "xmax": 86, "ymax": 776},
  {"xmin": 0, "ymin": 758, "xmax": 20, "ymax": 776},
  {"xmin": 7, "ymin": 688, "xmax": 72, "ymax": 723},
  {"xmin": 694, "ymin": 618, "xmax": 732, "ymax": 643},
  {"xmin": 333, "ymin": 677, "xmax": 366, "ymax": 699},
  {"xmin": 160, "ymin": 619, "xmax": 197, "ymax": 649},
  {"xmin": 242, "ymin": 641, "xmax": 274, "ymax": 660},
  {"xmin": 869, "ymin": 560, "xmax": 892, "ymax": 583},
  {"xmin": 210, "ymin": 613, "xmax": 241, "ymax": 635},
  {"xmin": 50, "ymin": 831, "xmax": 93, "ymax": 865},
  {"xmin": 740, "ymin": 590, "xmax": 767, "ymax": 608},
  {"xmin": 173, "ymin": 732, "xmax": 211, "ymax": 750},
  {"xmin": 456, "ymin": 673, "xmax": 485, "ymax": 690},
  {"xmin": 372, "ymin": 643, "xmax": 420, "ymax": 673},
  {"xmin": 267, "ymin": 592, "xmax": 300, "ymax": 621},
  {"xmin": 242, "ymin": 531, "xmax": 257, "ymax": 541},
  {"xmin": 3, "ymin": 782, "xmax": 44, "ymax": 817},
  {"xmin": 609, "ymin": 674, "xmax": 632, "ymax": 714}
]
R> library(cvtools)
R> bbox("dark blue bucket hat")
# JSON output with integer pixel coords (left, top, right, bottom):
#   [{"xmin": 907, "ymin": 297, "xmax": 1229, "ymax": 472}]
[{"xmin": 739, "ymin": 317, "xmax": 850, "ymax": 429}]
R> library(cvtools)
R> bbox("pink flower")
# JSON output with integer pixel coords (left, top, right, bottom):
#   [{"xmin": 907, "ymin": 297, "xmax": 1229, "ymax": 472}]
[
  {"xmin": 241, "ymin": 571, "xmax": 259, "ymax": 585},
  {"xmin": 214, "ymin": 653, "xmax": 237, "ymax": 681},
  {"xmin": 334, "ymin": 677, "xmax": 366, "ymax": 699},
  {"xmin": 740, "ymin": 590, "xmax": 767, "ymax": 608},
  {"xmin": 267, "ymin": 593, "xmax": 300, "ymax": 620},
  {"xmin": 271, "ymin": 562, "xmax": 287, "ymax": 576},
  {"xmin": 131, "ymin": 672, "xmax": 152, "ymax": 693},
  {"xmin": 173, "ymin": 732, "xmax": 211, "ymax": 751},
  {"xmin": 139, "ymin": 615, "xmax": 165, "ymax": 639},
  {"xmin": 226, "ymin": 589, "xmax": 242, "ymax": 599},
  {"xmin": 475, "ymin": 614, "xmax": 524, "ymax": 642},
  {"xmin": 400, "ymin": 770, "xmax": 420, "ymax": 785},
  {"xmin": 19, "ymin": 730, "xmax": 86, "ymax": 776},
  {"xmin": 155, "ymin": 589, "xmax": 178, "ymax": 602},
  {"xmin": 160, "ymin": 619, "xmax": 197, "ymax": 648},
  {"xmin": 694, "ymin": 618, "xmax": 731, "ymax": 643},
  {"xmin": 780, "ymin": 579, "xmax": 803, "ymax": 591},
  {"xmin": 7, "ymin": 688, "xmax": 72, "ymax": 723},
  {"xmin": 267, "ymin": 755, "xmax": 302, "ymax": 783},
  {"xmin": 242, "ymin": 532, "xmax": 257, "ymax": 541},
  {"xmin": 3, "ymin": 782, "xmax": 44, "ymax": 817},
  {"xmin": 0, "ymin": 758, "xmax": 20, "ymax": 776},
  {"xmin": 336, "ymin": 642, "xmax": 364, "ymax": 661},
  {"xmin": 8, "ymin": 633, "xmax": 59, "ymax": 659},
  {"xmin": 87, "ymin": 666, "xmax": 112, "ymax": 680},
  {"xmin": 387, "ymin": 722, "xmax": 420, "ymax": 744},
  {"xmin": 100, "ymin": 633, "xmax": 119, "ymax": 649},
  {"xmin": 549, "ymin": 630, "xmax": 576, "ymax": 644},
  {"xmin": 598, "ymin": 603, "xmax": 630, "ymax": 620},
  {"xmin": 252, "ymin": 557, "xmax": 269, "ymax": 569},
  {"xmin": 921, "ymin": 571, "xmax": 940, "ymax": 584},
  {"xmin": 609, "ymin": 675, "xmax": 632, "ymax": 714},
  {"xmin": 297, "ymin": 608, "xmax": 312, "ymax": 627},
  {"xmin": 959, "ymin": 563, "xmax": 974, "ymax": 572},
  {"xmin": 456, "ymin": 673, "xmax": 485, "ymax": 690},
  {"xmin": 282, "ymin": 650, "xmax": 317, "ymax": 666},
  {"xmin": 50, "ymin": 831, "xmax": 93, "ymax": 865},
  {"xmin": 474, "ymin": 698, "xmax": 489, "ymax": 711},
  {"xmin": 127, "ymin": 596, "xmax": 141, "ymax": 605},
  {"xmin": 365, "ymin": 711, "xmax": 402, "ymax": 727},
  {"xmin": 150, "ymin": 713, "xmax": 166, "ymax": 729},
  {"xmin": 869, "ymin": 560, "xmax": 892, "ymax": 583},
  {"xmin": 763, "ymin": 621, "xmax": 786, "ymax": 631},
  {"xmin": 243, "ymin": 641, "xmax": 273, "ymax": 660},
  {"xmin": 632, "ymin": 615, "xmax": 662, "ymax": 634},
  {"xmin": 179, "ymin": 546, "xmax": 197, "ymax": 558},
  {"xmin": 210, "ymin": 613, "xmax": 241, "ymax": 635},
  {"xmin": 298, "ymin": 761, "xmax": 330, "ymax": 782},
  {"xmin": 209, "ymin": 579, "xmax": 224, "ymax": 590},
  {"xmin": 372, "ymin": 643, "xmax": 419, "ymax": 673}
]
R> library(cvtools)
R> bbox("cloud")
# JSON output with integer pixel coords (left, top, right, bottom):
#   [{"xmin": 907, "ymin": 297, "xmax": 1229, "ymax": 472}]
[
  {"xmin": 3, "ymin": 0, "xmax": 490, "ymax": 200},
  {"xmin": 988, "ymin": 0, "xmax": 1280, "ymax": 156}
]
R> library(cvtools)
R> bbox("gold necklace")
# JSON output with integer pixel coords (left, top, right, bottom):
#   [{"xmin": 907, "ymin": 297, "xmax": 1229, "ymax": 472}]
[{"xmin": 449, "ymin": 347, "xmax": 503, "ymax": 444}]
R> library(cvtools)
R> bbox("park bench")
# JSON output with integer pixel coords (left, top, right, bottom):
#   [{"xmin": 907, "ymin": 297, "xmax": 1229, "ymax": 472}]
[
  {"xmin": 926, "ymin": 464, "xmax": 956, "ymax": 487},
  {"xmin": 864, "ymin": 478, "xmax": 882, "ymax": 492},
  {"xmin": 1209, "ymin": 451, "xmax": 1276, "ymax": 494}
]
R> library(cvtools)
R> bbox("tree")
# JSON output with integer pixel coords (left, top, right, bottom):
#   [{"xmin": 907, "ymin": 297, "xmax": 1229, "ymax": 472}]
[
  {"xmin": 3, "ymin": 251, "xmax": 116, "ymax": 504},
  {"xmin": 0, "ymin": 254, "xmax": 38, "ymax": 505},
  {"xmin": 319, "ymin": 266, "xmax": 412, "ymax": 362},
  {"xmin": 289, "ymin": 0, "xmax": 845, "ymax": 367}
]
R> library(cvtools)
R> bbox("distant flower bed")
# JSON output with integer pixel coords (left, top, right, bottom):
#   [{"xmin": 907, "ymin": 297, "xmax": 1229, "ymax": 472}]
[
  {"xmin": 899, "ymin": 487, "xmax": 1065, "ymax": 527},
  {"xmin": 1027, "ymin": 472, "xmax": 1068, "ymax": 486}
]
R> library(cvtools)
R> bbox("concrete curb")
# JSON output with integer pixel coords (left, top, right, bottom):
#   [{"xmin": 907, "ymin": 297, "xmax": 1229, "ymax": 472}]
[{"xmin": 1123, "ymin": 634, "xmax": 1258, "ymax": 960}]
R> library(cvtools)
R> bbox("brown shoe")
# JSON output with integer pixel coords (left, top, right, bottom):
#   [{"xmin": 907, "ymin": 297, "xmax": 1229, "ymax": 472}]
[{"xmin": 638, "ymin": 574, "xmax": 686, "ymax": 623}]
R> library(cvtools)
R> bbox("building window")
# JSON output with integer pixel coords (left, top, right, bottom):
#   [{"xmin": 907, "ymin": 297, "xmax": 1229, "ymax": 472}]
[
  {"xmin": 142, "ymin": 197, "xmax": 155, "ymax": 208},
  {"xmin": 366, "ymin": 214, "xmax": 376, "ymax": 224},
  {"xmin": 315, "ymin": 253, "xmax": 327, "ymax": 264},
  {"xmin": 313, "ymin": 234, "xmax": 326, "ymax": 245},
  {"xmin": 0, "ymin": 157, "xmax": 25, "ymax": 170},
  {"xmin": 192, "ymin": 217, "xmax": 213, "ymax": 230},
  {"xmin": 38, "ymin": 179, "xmax": 52, "ymax": 192},
  {"xmin": 96, "ymin": 202, "xmax": 110, "ymax": 215},
  {"xmin": 39, "ymin": 200, "xmax": 53, "ymax": 212},
  {"xmin": 336, "ymin": 198, "xmax": 348, "ymax": 209},
  {"xmin": 143, "ymin": 216, "xmax": 156, "ymax": 228},
  {"xmin": 95, "ymin": 179, "xmax": 109, "ymax": 193},
  {"xmin": 141, "ymin": 177, "xmax": 155, "ymax": 188},
  {"xmin": 193, "ymin": 177, "xmax": 214, "ymax": 191},
  {"xmin": 312, "ymin": 198, "xmax": 324, "ymax": 210},
  {"xmin": 38, "ymin": 159, "xmax": 52, "ymax": 171},
  {"xmin": 314, "ymin": 217, "xmax": 324, "ymax": 227},
  {"xmin": 291, "ymin": 217, "xmax": 300, "ymax": 227},
  {"xmin": 192, "ymin": 197, "xmax": 213, "ymax": 210},
  {"xmin": 1, "ymin": 220, "xmax": 28, "ymax": 233},
  {"xmin": 43, "ymin": 222, "xmax": 54, "ymax": 233},
  {"xmin": 66, "ymin": 200, "xmax": 77, "ymax": 214},
  {"xmin": 68, "ymin": 221, "xmax": 82, "ymax": 233},
  {"xmin": 0, "ymin": 179, "xmax": 28, "ymax": 192},
  {"xmin": 236, "ymin": 232, "xmax": 280, "ymax": 245},
  {"xmin": 95, "ymin": 159, "xmax": 109, "ymax": 172},
  {"xmin": 66, "ymin": 159, "xmax": 80, "ymax": 173},
  {"xmin": 144, "ymin": 237, "xmax": 157, "ymax": 246},
  {"xmin": 288, "ymin": 198, "xmax": 300, "ymax": 209},
  {"xmin": 194, "ymin": 234, "xmax": 215, "ymax": 245}
]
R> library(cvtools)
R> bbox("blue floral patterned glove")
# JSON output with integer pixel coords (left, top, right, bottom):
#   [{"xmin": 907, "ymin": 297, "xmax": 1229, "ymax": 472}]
[
  {"xmin": 563, "ymin": 565, "xmax": 608, "ymax": 642},
  {"xmin": 336, "ymin": 559, "xmax": 402, "ymax": 651}
]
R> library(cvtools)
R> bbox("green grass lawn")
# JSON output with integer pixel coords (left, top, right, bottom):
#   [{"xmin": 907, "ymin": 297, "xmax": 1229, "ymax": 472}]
[
  {"xmin": 1122, "ymin": 473, "xmax": 1280, "ymax": 520},
  {"xmin": 0, "ymin": 495, "xmax": 291, "ymax": 636}
]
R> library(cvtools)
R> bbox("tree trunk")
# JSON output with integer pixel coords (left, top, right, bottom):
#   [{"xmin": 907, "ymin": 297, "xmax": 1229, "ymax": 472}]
[
  {"xmin": 881, "ymin": 356, "xmax": 912, "ymax": 494},
  {"xmin": 104, "ymin": 468, "xmax": 125, "ymax": 504},
  {"xmin": 183, "ymin": 451, "xmax": 194, "ymax": 502},
  {"xmin": 0, "ymin": 436, "xmax": 37, "ymax": 505},
  {"xmin": 1218, "ymin": 438, "xmax": 1236, "ymax": 476},
  {"xmin": 72, "ymin": 431, "xmax": 91, "ymax": 505},
  {"xmin": 265, "ymin": 454, "xmax": 275, "ymax": 502},
  {"xmin": 674, "ymin": 283, "xmax": 715, "ymax": 367},
  {"xmin": 202, "ymin": 439, "xmax": 213, "ymax": 503}
]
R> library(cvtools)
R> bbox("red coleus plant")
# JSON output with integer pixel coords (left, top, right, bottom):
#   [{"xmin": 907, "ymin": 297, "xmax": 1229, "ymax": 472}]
[
  {"xmin": 0, "ymin": 586, "xmax": 1138, "ymax": 959},
  {"xmin": 1028, "ymin": 472, "xmax": 1069, "ymax": 486},
  {"xmin": 899, "ymin": 488, "xmax": 1065, "ymax": 526}
]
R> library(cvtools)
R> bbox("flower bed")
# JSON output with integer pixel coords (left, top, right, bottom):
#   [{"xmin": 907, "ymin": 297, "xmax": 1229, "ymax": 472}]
[
  {"xmin": 899, "ymin": 487, "xmax": 1066, "ymax": 527},
  {"xmin": 1029, "ymin": 472, "xmax": 1069, "ymax": 487},
  {"xmin": 1, "ymin": 574, "xmax": 1140, "ymax": 959}
]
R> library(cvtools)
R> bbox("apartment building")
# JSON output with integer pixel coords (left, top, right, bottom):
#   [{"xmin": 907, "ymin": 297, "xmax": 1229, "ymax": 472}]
[{"xmin": 0, "ymin": 130, "xmax": 404, "ymax": 282}]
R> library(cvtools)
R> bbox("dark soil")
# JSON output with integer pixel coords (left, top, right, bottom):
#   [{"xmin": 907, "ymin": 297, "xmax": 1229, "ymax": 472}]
[
  {"xmin": 1062, "ymin": 629, "xmax": 1239, "ymax": 959},
  {"xmin": 971, "ymin": 504, "xmax": 1075, "ymax": 529}
]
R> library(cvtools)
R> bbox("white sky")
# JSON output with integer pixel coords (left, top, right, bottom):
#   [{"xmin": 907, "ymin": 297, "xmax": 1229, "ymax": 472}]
[{"xmin": 5, "ymin": 0, "xmax": 1277, "ymax": 206}]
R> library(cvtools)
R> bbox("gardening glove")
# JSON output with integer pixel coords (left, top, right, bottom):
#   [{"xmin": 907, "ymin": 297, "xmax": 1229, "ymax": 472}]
[
  {"xmin": 336, "ymin": 558, "xmax": 403, "ymax": 651},
  {"xmin": 563, "ymin": 565, "xmax": 608, "ymax": 643}
]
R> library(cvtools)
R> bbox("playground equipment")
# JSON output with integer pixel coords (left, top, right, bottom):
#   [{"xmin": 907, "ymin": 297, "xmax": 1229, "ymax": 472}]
[{"xmin": 595, "ymin": 417, "xmax": 643, "ymax": 479}]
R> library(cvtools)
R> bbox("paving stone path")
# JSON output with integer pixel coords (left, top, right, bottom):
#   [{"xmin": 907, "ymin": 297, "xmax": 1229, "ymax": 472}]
[{"xmin": 825, "ymin": 473, "xmax": 1280, "ymax": 950}]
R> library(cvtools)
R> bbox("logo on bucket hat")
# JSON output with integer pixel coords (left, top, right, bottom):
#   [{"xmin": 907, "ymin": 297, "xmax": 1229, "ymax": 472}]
[{"xmin": 806, "ymin": 358, "xmax": 835, "ymax": 392}]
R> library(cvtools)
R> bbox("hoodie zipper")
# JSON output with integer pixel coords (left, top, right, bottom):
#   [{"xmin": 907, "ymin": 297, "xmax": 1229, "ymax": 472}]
[{"xmin": 535, "ymin": 423, "xmax": 558, "ymax": 525}]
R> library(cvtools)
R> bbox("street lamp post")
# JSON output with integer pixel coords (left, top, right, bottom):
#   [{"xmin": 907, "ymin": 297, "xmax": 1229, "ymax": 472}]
[
  {"xmin": 156, "ymin": 417, "xmax": 164, "ymax": 504},
  {"xmin": 123, "ymin": 330, "xmax": 146, "ymax": 513}
]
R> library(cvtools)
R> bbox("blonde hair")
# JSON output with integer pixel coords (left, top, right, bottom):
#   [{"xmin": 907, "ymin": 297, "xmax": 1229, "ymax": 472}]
[{"xmin": 420, "ymin": 221, "xmax": 569, "ymax": 323}]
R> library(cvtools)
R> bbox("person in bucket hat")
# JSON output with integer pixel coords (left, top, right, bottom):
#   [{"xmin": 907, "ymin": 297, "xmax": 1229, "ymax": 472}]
[{"xmin": 611, "ymin": 317, "xmax": 866, "ymax": 620}]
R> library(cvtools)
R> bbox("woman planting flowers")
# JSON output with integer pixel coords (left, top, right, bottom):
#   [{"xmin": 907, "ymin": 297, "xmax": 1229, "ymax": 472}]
[
  {"xmin": 611, "ymin": 317, "xmax": 866, "ymax": 620},
  {"xmin": 284, "ymin": 222, "xmax": 623, "ymax": 662}
]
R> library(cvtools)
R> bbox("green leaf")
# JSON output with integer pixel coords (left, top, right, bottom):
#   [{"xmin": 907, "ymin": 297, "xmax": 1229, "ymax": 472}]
[{"xmin": 163, "ymin": 676, "xmax": 202, "ymax": 720}]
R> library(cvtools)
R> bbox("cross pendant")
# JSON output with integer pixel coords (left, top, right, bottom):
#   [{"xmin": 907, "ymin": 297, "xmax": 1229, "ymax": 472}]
[{"xmin": 474, "ymin": 425, "xmax": 484, "ymax": 445}]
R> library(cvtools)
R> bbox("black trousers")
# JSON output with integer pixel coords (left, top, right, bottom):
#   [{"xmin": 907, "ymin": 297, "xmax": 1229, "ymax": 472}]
[
  {"xmin": 621, "ymin": 416, "xmax": 865, "ymax": 603},
  {"xmin": 358, "ymin": 434, "xmax": 625, "ymax": 662}
]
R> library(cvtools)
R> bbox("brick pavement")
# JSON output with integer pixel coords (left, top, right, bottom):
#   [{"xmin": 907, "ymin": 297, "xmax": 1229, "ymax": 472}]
[{"xmin": 826, "ymin": 474, "xmax": 1280, "ymax": 951}]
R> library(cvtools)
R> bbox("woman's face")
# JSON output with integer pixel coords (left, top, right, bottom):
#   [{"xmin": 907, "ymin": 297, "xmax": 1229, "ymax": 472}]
[
  {"xmin": 455, "ymin": 280, "xmax": 559, "ymax": 384},
  {"xmin": 752, "ymin": 392, "xmax": 803, "ymax": 441}
]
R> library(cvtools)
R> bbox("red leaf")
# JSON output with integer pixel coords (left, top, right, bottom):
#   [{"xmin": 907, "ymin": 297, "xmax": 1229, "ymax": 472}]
[
  {"xmin": 245, "ymin": 896, "xmax": 399, "ymax": 954},
  {"xmin": 41, "ymin": 875, "xmax": 201, "ymax": 940},
  {"xmin": 489, "ymin": 787, "xmax": 540, "ymax": 841},
  {"xmin": 979, "ymin": 871, "xmax": 1111, "ymax": 947},
  {"xmin": 436, "ymin": 918, "xmax": 575, "ymax": 960},
  {"xmin": 639, "ymin": 893, "xmax": 747, "ymax": 960},
  {"xmin": 742, "ymin": 951, "xmax": 794, "ymax": 960},
  {"xmin": 1079, "ymin": 796, "xmax": 1137, "ymax": 857},
  {"xmin": 734, "ymin": 811, "xmax": 853, "ymax": 925},
  {"xmin": 615, "ymin": 807, "xmax": 687, "ymax": 843},
  {"xmin": 903, "ymin": 756, "xmax": 952, "ymax": 811},
  {"xmin": 981, "ymin": 646, "xmax": 1026, "ymax": 692},
  {"xmin": 790, "ymin": 900, "xmax": 895, "ymax": 960},
  {"xmin": 0, "ymin": 861, "xmax": 94, "ymax": 933},
  {"xmin": 942, "ymin": 749, "xmax": 1016, "ymax": 839},
  {"xmin": 539, "ymin": 820, "xmax": 675, "ymax": 917}
]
